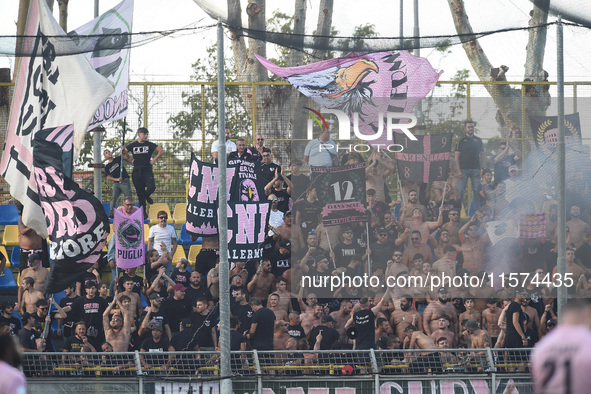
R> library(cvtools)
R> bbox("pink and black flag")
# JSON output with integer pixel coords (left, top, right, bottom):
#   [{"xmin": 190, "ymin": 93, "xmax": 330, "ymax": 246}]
[
  {"xmin": 256, "ymin": 51, "xmax": 441, "ymax": 148},
  {"xmin": 33, "ymin": 134, "xmax": 109, "ymax": 294},
  {"xmin": 394, "ymin": 133, "xmax": 453, "ymax": 183},
  {"xmin": 226, "ymin": 201, "xmax": 270, "ymax": 262},
  {"xmin": 114, "ymin": 208, "xmax": 144, "ymax": 269}
]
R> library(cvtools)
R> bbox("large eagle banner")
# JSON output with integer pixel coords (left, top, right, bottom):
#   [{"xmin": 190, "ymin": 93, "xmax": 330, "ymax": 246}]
[
  {"xmin": 311, "ymin": 163, "xmax": 367, "ymax": 226},
  {"xmin": 256, "ymin": 51, "xmax": 441, "ymax": 148},
  {"xmin": 227, "ymin": 201, "xmax": 270, "ymax": 262},
  {"xmin": 33, "ymin": 136, "xmax": 109, "ymax": 294},
  {"xmin": 394, "ymin": 133, "xmax": 453, "ymax": 183},
  {"xmin": 114, "ymin": 207, "xmax": 144, "ymax": 269},
  {"xmin": 530, "ymin": 113, "xmax": 582, "ymax": 156},
  {"xmin": 186, "ymin": 154, "xmax": 235, "ymax": 236},
  {"xmin": 230, "ymin": 159, "xmax": 266, "ymax": 202},
  {"xmin": 0, "ymin": 0, "xmax": 114, "ymax": 238}
]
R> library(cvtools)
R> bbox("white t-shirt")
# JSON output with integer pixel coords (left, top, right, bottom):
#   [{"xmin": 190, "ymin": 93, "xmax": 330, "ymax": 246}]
[
  {"xmin": 211, "ymin": 140, "xmax": 237, "ymax": 154},
  {"xmin": 149, "ymin": 224, "xmax": 177, "ymax": 255}
]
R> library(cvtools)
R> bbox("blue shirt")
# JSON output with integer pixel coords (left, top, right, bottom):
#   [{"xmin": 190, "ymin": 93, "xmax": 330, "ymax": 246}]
[{"xmin": 304, "ymin": 138, "xmax": 337, "ymax": 167}]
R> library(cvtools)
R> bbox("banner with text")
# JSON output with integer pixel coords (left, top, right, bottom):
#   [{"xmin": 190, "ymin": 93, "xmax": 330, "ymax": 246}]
[
  {"xmin": 394, "ymin": 133, "xmax": 453, "ymax": 183},
  {"xmin": 33, "ymin": 135, "xmax": 109, "ymax": 294},
  {"xmin": 530, "ymin": 113, "xmax": 582, "ymax": 157},
  {"xmin": 186, "ymin": 154, "xmax": 235, "ymax": 236},
  {"xmin": 230, "ymin": 159, "xmax": 266, "ymax": 202},
  {"xmin": 311, "ymin": 164, "xmax": 367, "ymax": 226},
  {"xmin": 114, "ymin": 207, "xmax": 144, "ymax": 269},
  {"xmin": 227, "ymin": 201, "xmax": 270, "ymax": 262}
]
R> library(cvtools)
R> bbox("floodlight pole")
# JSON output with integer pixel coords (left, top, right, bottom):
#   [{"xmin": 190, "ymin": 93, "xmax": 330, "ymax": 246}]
[
  {"xmin": 556, "ymin": 15, "xmax": 567, "ymax": 318},
  {"xmin": 217, "ymin": 18, "xmax": 232, "ymax": 394},
  {"xmin": 413, "ymin": 0, "xmax": 423, "ymax": 134}
]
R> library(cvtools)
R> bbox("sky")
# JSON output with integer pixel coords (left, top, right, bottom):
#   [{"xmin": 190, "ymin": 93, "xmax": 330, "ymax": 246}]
[{"xmin": 1, "ymin": 0, "xmax": 591, "ymax": 82}]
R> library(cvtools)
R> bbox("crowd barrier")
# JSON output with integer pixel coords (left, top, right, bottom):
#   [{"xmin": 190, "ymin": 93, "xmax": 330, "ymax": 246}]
[{"xmin": 22, "ymin": 348, "xmax": 535, "ymax": 393}]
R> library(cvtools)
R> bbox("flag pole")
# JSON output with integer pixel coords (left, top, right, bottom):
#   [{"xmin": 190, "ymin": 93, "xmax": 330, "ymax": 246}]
[
  {"xmin": 40, "ymin": 294, "xmax": 54, "ymax": 351},
  {"xmin": 324, "ymin": 227, "xmax": 336, "ymax": 269},
  {"xmin": 397, "ymin": 176, "xmax": 405, "ymax": 205},
  {"xmin": 365, "ymin": 222, "xmax": 372, "ymax": 275},
  {"xmin": 120, "ymin": 118, "xmax": 126, "ymax": 177},
  {"xmin": 440, "ymin": 181, "xmax": 448, "ymax": 209}
]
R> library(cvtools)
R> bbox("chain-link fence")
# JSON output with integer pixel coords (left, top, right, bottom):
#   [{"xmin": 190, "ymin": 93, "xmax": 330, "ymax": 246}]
[{"xmin": 1, "ymin": 80, "xmax": 590, "ymax": 207}]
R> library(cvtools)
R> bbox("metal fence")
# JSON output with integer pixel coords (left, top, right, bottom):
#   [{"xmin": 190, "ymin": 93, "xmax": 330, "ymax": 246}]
[
  {"xmin": 1, "ymin": 80, "xmax": 590, "ymax": 206},
  {"xmin": 22, "ymin": 348, "xmax": 535, "ymax": 393}
]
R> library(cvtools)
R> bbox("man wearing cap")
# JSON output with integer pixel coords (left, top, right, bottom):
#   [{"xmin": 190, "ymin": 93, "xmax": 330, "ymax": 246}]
[
  {"xmin": 18, "ymin": 313, "xmax": 41, "ymax": 352},
  {"xmin": 125, "ymin": 127, "xmax": 165, "ymax": 215},
  {"xmin": 18, "ymin": 254, "xmax": 48, "ymax": 306},
  {"xmin": 245, "ymin": 297, "xmax": 275, "ymax": 350},
  {"xmin": 139, "ymin": 293, "xmax": 172, "ymax": 341},
  {"xmin": 161, "ymin": 283, "xmax": 190, "ymax": 333},
  {"xmin": 422, "ymin": 287, "xmax": 459, "ymax": 337},
  {"xmin": 455, "ymin": 120, "xmax": 484, "ymax": 209},
  {"xmin": 503, "ymin": 164, "xmax": 520, "ymax": 203},
  {"xmin": 140, "ymin": 321, "xmax": 175, "ymax": 370},
  {"xmin": 332, "ymin": 226, "xmax": 367, "ymax": 269},
  {"xmin": 172, "ymin": 318, "xmax": 199, "ymax": 352},
  {"xmin": 0, "ymin": 302, "xmax": 21, "ymax": 335}
]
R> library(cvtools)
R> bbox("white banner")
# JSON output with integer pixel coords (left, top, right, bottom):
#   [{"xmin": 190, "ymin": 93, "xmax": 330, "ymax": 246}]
[
  {"xmin": 0, "ymin": 0, "xmax": 114, "ymax": 237},
  {"xmin": 486, "ymin": 219, "xmax": 520, "ymax": 245}
]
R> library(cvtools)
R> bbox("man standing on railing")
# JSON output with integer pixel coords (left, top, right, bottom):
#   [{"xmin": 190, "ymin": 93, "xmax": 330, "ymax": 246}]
[
  {"xmin": 455, "ymin": 120, "xmax": 484, "ymax": 210},
  {"xmin": 125, "ymin": 127, "xmax": 165, "ymax": 216},
  {"xmin": 103, "ymin": 148, "xmax": 132, "ymax": 219}
]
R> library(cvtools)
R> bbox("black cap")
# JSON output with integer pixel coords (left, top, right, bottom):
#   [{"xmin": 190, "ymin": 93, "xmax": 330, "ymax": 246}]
[
  {"xmin": 486, "ymin": 297, "xmax": 497, "ymax": 305},
  {"xmin": 284, "ymin": 210, "xmax": 292, "ymax": 217},
  {"xmin": 321, "ymin": 315, "xmax": 335, "ymax": 323},
  {"xmin": 279, "ymin": 239, "xmax": 291, "ymax": 249},
  {"xmin": 21, "ymin": 312, "xmax": 33, "ymax": 322},
  {"xmin": 546, "ymin": 319, "xmax": 557, "ymax": 327},
  {"xmin": 181, "ymin": 318, "xmax": 192, "ymax": 329},
  {"xmin": 377, "ymin": 226, "xmax": 388, "ymax": 234},
  {"xmin": 28, "ymin": 253, "xmax": 40, "ymax": 262},
  {"xmin": 149, "ymin": 293, "xmax": 164, "ymax": 301},
  {"xmin": 341, "ymin": 226, "xmax": 352, "ymax": 232},
  {"xmin": 1, "ymin": 301, "xmax": 14, "ymax": 310},
  {"xmin": 376, "ymin": 336, "xmax": 389, "ymax": 349}
]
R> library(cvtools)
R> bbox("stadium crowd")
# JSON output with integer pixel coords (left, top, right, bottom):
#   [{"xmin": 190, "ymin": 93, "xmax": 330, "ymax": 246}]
[{"xmin": 1, "ymin": 121, "xmax": 590, "ymax": 376}]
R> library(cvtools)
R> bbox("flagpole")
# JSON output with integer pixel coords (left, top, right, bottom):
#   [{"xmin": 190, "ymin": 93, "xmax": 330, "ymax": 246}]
[
  {"xmin": 40, "ymin": 294, "xmax": 54, "ymax": 351},
  {"xmin": 366, "ymin": 222, "xmax": 372, "ymax": 276},
  {"xmin": 397, "ymin": 176, "xmax": 405, "ymax": 205},
  {"xmin": 324, "ymin": 227, "xmax": 336, "ymax": 269},
  {"xmin": 440, "ymin": 181, "xmax": 448, "ymax": 209},
  {"xmin": 216, "ymin": 18, "xmax": 232, "ymax": 394},
  {"xmin": 120, "ymin": 118, "xmax": 126, "ymax": 178}
]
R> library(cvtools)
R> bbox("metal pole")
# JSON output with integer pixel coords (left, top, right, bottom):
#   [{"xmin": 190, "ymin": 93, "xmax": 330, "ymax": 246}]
[
  {"xmin": 93, "ymin": 2, "xmax": 102, "ymax": 202},
  {"xmin": 217, "ymin": 18, "xmax": 232, "ymax": 394},
  {"xmin": 413, "ymin": 0, "xmax": 423, "ymax": 134},
  {"xmin": 556, "ymin": 16, "xmax": 567, "ymax": 318},
  {"xmin": 399, "ymin": 0, "xmax": 403, "ymax": 49}
]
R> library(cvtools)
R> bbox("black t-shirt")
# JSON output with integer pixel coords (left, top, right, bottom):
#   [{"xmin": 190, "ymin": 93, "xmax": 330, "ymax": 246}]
[
  {"xmin": 272, "ymin": 188, "xmax": 291, "ymax": 213},
  {"xmin": 104, "ymin": 157, "xmax": 129, "ymax": 180},
  {"xmin": 231, "ymin": 303, "xmax": 253, "ymax": 335},
  {"xmin": 171, "ymin": 329, "xmax": 198, "ymax": 351},
  {"xmin": 456, "ymin": 135, "xmax": 483, "ymax": 170},
  {"xmin": 139, "ymin": 309, "xmax": 170, "ymax": 340},
  {"xmin": 194, "ymin": 250, "xmax": 218, "ymax": 276},
  {"xmin": 59, "ymin": 295, "xmax": 81, "ymax": 336},
  {"xmin": 287, "ymin": 324, "xmax": 305, "ymax": 340},
  {"xmin": 295, "ymin": 200, "xmax": 322, "ymax": 231},
  {"xmin": 227, "ymin": 150, "xmax": 254, "ymax": 165},
  {"xmin": 185, "ymin": 285, "xmax": 213, "ymax": 311},
  {"xmin": 353, "ymin": 309, "xmax": 376, "ymax": 349},
  {"xmin": 288, "ymin": 174, "xmax": 310, "ymax": 198},
  {"xmin": 333, "ymin": 241, "xmax": 365, "ymax": 269},
  {"xmin": 19, "ymin": 327, "xmax": 39, "ymax": 350},
  {"xmin": 63, "ymin": 335, "xmax": 86, "ymax": 352},
  {"xmin": 251, "ymin": 307, "xmax": 275, "ymax": 350},
  {"xmin": 493, "ymin": 156, "xmax": 515, "ymax": 188},
  {"xmin": 140, "ymin": 336, "xmax": 172, "ymax": 363},
  {"xmin": 260, "ymin": 162, "xmax": 281, "ymax": 184},
  {"xmin": 268, "ymin": 249, "xmax": 291, "ymax": 278},
  {"xmin": 248, "ymin": 146, "xmax": 271, "ymax": 161},
  {"xmin": 309, "ymin": 325, "xmax": 340, "ymax": 350},
  {"xmin": 71, "ymin": 296, "xmax": 107, "ymax": 340},
  {"xmin": 33, "ymin": 312, "xmax": 57, "ymax": 352},
  {"xmin": 190, "ymin": 311, "xmax": 217, "ymax": 348},
  {"xmin": 370, "ymin": 241, "xmax": 395, "ymax": 269},
  {"xmin": 126, "ymin": 141, "xmax": 158, "ymax": 168},
  {"xmin": 170, "ymin": 269, "xmax": 191, "ymax": 285},
  {"xmin": 505, "ymin": 301, "xmax": 527, "ymax": 347},
  {"xmin": 161, "ymin": 297, "xmax": 190, "ymax": 333},
  {"xmin": 230, "ymin": 330, "xmax": 248, "ymax": 351},
  {"xmin": 118, "ymin": 273, "xmax": 144, "ymax": 296},
  {"xmin": 0, "ymin": 315, "xmax": 21, "ymax": 336}
]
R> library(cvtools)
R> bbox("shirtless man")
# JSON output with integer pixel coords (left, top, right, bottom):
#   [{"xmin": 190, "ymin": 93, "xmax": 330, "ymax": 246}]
[
  {"xmin": 400, "ymin": 190, "xmax": 428, "ymax": 221},
  {"xmin": 18, "ymin": 254, "xmax": 48, "ymax": 311},
  {"xmin": 463, "ymin": 319, "xmax": 491, "ymax": 371},
  {"xmin": 403, "ymin": 325, "xmax": 442, "ymax": 374},
  {"xmin": 566, "ymin": 205, "xmax": 589, "ymax": 249},
  {"xmin": 330, "ymin": 300, "xmax": 353, "ymax": 335},
  {"xmin": 19, "ymin": 277, "xmax": 45, "ymax": 314},
  {"xmin": 458, "ymin": 214, "xmax": 489, "ymax": 274},
  {"xmin": 401, "ymin": 206, "xmax": 444, "ymax": 245},
  {"xmin": 432, "ymin": 245, "xmax": 458, "ymax": 278},
  {"xmin": 297, "ymin": 292, "xmax": 318, "ymax": 315},
  {"xmin": 268, "ymin": 293, "xmax": 288, "ymax": 322},
  {"xmin": 274, "ymin": 211, "xmax": 292, "ymax": 245},
  {"xmin": 273, "ymin": 320, "xmax": 291, "ymax": 350},
  {"xmin": 365, "ymin": 150, "xmax": 395, "ymax": 202},
  {"xmin": 481, "ymin": 298, "xmax": 502, "ymax": 345},
  {"xmin": 375, "ymin": 317, "xmax": 392, "ymax": 340},
  {"xmin": 247, "ymin": 259, "xmax": 275, "ymax": 300},
  {"xmin": 520, "ymin": 296, "xmax": 542, "ymax": 346},
  {"xmin": 402, "ymin": 230, "xmax": 433, "ymax": 266},
  {"xmin": 459, "ymin": 298, "xmax": 481, "ymax": 327},
  {"xmin": 430, "ymin": 229, "xmax": 458, "ymax": 261},
  {"xmin": 103, "ymin": 293, "xmax": 132, "ymax": 352},
  {"xmin": 118, "ymin": 278, "xmax": 142, "ymax": 321},
  {"xmin": 441, "ymin": 209, "xmax": 462, "ymax": 246},
  {"xmin": 429, "ymin": 316, "xmax": 457, "ymax": 347},
  {"xmin": 272, "ymin": 277, "xmax": 292, "ymax": 316},
  {"xmin": 389, "ymin": 294, "xmax": 423, "ymax": 340},
  {"xmin": 423, "ymin": 288, "xmax": 459, "ymax": 337},
  {"xmin": 300, "ymin": 303, "xmax": 323, "ymax": 335}
]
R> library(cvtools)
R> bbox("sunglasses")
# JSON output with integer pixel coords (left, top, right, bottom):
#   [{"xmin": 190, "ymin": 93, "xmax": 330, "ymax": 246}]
[
  {"xmin": 159, "ymin": 216, "xmax": 168, "ymax": 220},
  {"xmin": 393, "ymin": 253, "xmax": 402, "ymax": 257},
  {"xmin": 411, "ymin": 237, "xmax": 420, "ymax": 241},
  {"xmin": 40, "ymin": 307, "xmax": 49, "ymax": 311},
  {"xmin": 257, "ymin": 138, "xmax": 264, "ymax": 141}
]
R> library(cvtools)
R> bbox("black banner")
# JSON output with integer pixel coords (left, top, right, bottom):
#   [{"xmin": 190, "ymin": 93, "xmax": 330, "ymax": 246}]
[
  {"xmin": 230, "ymin": 159, "xmax": 266, "ymax": 202},
  {"xmin": 530, "ymin": 113, "xmax": 582, "ymax": 156},
  {"xmin": 186, "ymin": 153, "xmax": 235, "ymax": 236},
  {"xmin": 33, "ymin": 134, "xmax": 109, "ymax": 294},
  {"xmin": 310, "ymin": 164, "xmax": 367, "ymax": 226},
  {"xmin": 227, "ymin": 201, "xmax": 270, "ymax": 262},
  {"xmin": 394, "ymin": 133, "xmax": 453, "ymax": 183}
]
